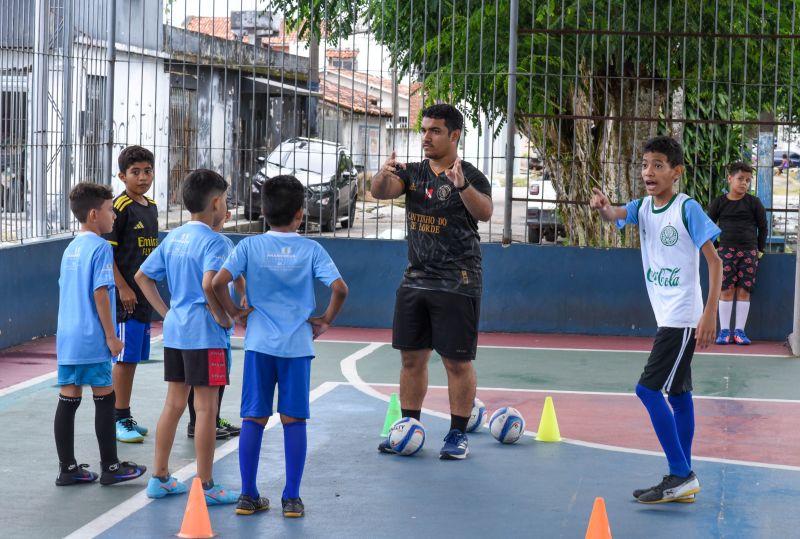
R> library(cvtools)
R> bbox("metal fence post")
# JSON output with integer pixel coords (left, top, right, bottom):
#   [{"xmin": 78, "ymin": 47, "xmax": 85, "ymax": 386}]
[
  {"xmin": 503, "ymin": 0, "xmax": 519, "ymax": 245},
  {"xmin": 29, "ymin": 0, "xmax": 49, "ymax": 237},
  {"xmin": 102, "ymin": 0, "xmax": 116, "ymax": 186},
  {"xmin": 60, "ymin": 0, "xmax": 74, "ymax": 229}
]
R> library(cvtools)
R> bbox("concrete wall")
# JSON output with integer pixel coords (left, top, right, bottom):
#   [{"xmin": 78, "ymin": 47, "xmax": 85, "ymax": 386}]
[{"xmin": 0, "ymin": 237, "xmax": 794, "ymax": 350}]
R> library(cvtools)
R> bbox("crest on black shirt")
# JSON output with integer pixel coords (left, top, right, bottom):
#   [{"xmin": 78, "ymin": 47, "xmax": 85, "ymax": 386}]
[{"xmin": 437, "ymin": 184, "xmax": 452, "ymax": 200}]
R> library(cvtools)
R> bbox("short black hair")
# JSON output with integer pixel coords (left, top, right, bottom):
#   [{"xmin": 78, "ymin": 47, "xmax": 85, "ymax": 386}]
[
  {"xmin": 118, "ymin": 145, "xmax": 154, "ymax": 173},
  {"xmin": 261, "ymin": 175, "xmax": 304, "ymax": 227},
  {"xmin": 421, "ymin": 103, "xmax": 464, "ymax": 134},
  {"xmin": 69, "ymin": 182, "xmax": 113, "ymax": 223},
  {"xmin": 728, "ymin": 161, "xmax": 753, "ymax": 176},
  {"xmin": 642, "ymin": 136, "xmax": 684, "ymax": 167},
  {"xmin": 182, "ymin": 169, "xmax": 228, "ymax": 213}
]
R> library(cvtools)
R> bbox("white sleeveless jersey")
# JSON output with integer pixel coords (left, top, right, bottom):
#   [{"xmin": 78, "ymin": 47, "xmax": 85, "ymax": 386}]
[{"xmin": 636, "ymin": 193, "xmax": 703, "ymax": 328}]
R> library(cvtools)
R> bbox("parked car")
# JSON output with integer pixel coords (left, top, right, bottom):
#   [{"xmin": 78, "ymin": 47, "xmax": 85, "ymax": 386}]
[
  {"xmin": 243, "ymin": 138, "xmax": 359, "ymax": 231},
  {"xmin": 525, "ymin": 168, "xmax": 565, "ymax": 243}
]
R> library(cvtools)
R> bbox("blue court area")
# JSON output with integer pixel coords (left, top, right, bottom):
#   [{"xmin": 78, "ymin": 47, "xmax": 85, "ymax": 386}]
[
  {"xmin": 3, "ymin": 337, "xmax": 799, "ymax": 538},
  {"xmin": 90, "ymin": 384, "xmax": 798, "ymax": 538}
]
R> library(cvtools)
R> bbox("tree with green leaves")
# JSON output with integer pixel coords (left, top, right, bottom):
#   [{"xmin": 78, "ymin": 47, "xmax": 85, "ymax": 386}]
[{"xmin": 272, "ymin": 0, "xmax": 799, "ymax": 245}]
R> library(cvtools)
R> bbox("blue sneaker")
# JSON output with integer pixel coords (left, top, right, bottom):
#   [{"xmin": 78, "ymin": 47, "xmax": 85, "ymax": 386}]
[
  {"xmin": 146, "ymin": 475, "xmax": 188, "ymax": 499},
  {"xmin": 377, "ymin": 438, "xmax": 396, "ymax": 454},
  {"xmin": 733, "ymin": 329, "xmax": 751, "ymax": 345},
  {"xmin": 439, "ymin": 429, "xmax": 469, "ymax": 460},
  {"xmin": 131, "ymin": 418, "xmax": 148, "ymax": 436},
  {"xmin": 204, "ymin": 483, "xmax": 241, "ymax": 505},
  {"xmin": 715, "ymin": 329, "xmax": 732, "ymax": 345},
  {"xmin": 116, "ymin": 418, "xmax": 145, "ymax": 443}
]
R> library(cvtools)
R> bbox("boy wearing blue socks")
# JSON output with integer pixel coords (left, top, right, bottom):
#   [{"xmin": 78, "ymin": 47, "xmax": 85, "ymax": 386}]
[
  {"xmin": 212, "ymin": 175, "xmax": 348, "ymax": 517},
  {"xmin": 591, "ymin": 136, "xmax": 722, "ymax": 503}
]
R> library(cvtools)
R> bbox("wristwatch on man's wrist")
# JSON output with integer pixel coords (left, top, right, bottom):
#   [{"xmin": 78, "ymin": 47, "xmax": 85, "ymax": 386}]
[{"xmin": 457, "ymin": 178, "xmax": 471, "ymax": 192}]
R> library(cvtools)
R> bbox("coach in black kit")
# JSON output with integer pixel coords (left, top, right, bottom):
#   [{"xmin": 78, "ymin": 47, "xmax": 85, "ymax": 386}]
[{"xmin": 371, "ymin": 104, "xmax": 492, "ymax": 460}]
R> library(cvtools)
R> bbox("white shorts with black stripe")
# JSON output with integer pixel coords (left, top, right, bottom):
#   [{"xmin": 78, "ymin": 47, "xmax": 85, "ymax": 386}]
[{"xmin": 639, "ymin": 327, "xmax": 696, "ymax": 395}]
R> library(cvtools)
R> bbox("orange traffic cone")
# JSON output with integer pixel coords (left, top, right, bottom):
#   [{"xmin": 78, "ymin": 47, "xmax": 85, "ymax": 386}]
[
  {"xmin": 585, "ymin": 497, "xmax": 612, "ymax": 539},
  {"xmin": 177, "ymin": 477, "xmax": 216, "ymax": 538}
]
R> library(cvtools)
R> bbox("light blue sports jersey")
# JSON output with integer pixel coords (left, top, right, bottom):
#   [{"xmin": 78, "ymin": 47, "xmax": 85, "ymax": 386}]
[
  {"xmin": 222, "ymin": 231, "xmax": 342, "ymax": 358},
  {"xmin": 140, "ymin": 221, "xmax": 229, "ymax": 349},
  {"xmin": 221, "ymin": 234, "xmax": 236, "ymax": 337},
  {"xmin": 56, "ymin": 232, "xmax": 116, "ymax": 365}
]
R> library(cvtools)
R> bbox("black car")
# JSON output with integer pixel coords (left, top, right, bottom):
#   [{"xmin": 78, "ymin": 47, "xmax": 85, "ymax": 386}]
[{"xmin": 243, "ymin": 138, "xmax": 358, "ymax": 231}]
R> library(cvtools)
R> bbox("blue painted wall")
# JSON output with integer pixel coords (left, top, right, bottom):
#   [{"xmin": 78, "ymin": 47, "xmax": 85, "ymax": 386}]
[{"xmin": 0, "ymin": 236, "xmax": 794, "ymax": 350}]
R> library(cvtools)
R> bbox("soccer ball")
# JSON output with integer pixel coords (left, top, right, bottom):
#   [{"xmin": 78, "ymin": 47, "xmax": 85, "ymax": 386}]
[
  {"xmin": 489, "ymin": 406, "xmax": 526, "ymax": 444},
  {"xmin": 466, "ymin": 397, "xmax": 487, "ymax": 432},
  {"xmin": 388, "ymin": 417, "xmax": 426, "ymax": 456}
]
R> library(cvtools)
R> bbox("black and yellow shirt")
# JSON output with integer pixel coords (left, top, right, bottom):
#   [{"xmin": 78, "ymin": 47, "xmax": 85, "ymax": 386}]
[
  {"xmin": 395, "ymin": 160, "xmax": 492, "ymax": 297},
  {"xmin": 103, "ymin": 193, "xmax": 159, "ymax": 322}
]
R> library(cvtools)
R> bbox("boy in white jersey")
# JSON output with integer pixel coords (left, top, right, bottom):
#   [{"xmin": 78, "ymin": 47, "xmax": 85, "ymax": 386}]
[{"xmin": 591, "ymin": 136, "xmax": 722, "ymax": 504}]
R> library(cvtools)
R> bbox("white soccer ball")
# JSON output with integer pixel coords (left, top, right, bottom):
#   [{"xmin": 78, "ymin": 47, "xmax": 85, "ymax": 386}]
[
  {"xmin": 489, "ymin": 406, "xmax": 526, "ymax": 444},
  {"xmin": 388, "ymin": 417, "xmax": 426, "ymax": 456},
  {"xmin": 466, "ymin": 397, "xmax": 487, "ymax": 432}
]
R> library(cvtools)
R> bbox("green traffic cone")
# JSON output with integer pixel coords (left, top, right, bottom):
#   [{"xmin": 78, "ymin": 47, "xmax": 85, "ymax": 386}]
[{"xmin": 381, "ymin": 392, "xmax": 402, "ymax": 437}]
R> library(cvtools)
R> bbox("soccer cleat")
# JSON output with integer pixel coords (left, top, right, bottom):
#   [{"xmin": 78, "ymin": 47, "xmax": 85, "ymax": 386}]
[
  {"xmin": 633, "ymin": 477, "xmax": 696, "ymax": 502},
  {"xmin": 187, "ymin": 422, "xmax": 231, "ymax": 440},
  {"xmin": 116, "ymin": 418, "xmax": 145, "ymax": 443},
  {"xmin": 100, "ymin": 461, "xmax": 147, "ymax": 485},
  {"xmin": 377, "ymin": 438, "xmax": 396, "ymax": 454},
  {"xmin": 715, "ymin": 329, "xmax": 732, "ymax": 345},
  {"xmin": 439, "ymin": 429, "xmax": 469, "ymax": 460},
  {"xmin": 282, "ymin": 497, "xmax": 305, "ymax": 518},
  {"xmin": 218, "ymin": 418, "xmax": 241, "ymax": 437},
  {"xmin": 637, "ymin": 472, "xmax": 700, "ymax": 504},
  {"xmin": 204, "ymin": 483, "xmax": 241, "ymax": 505},
  {"xmin": 55, "ymin": 462, "xmax": 99, "ymax": 486},
  {"xmin": 235, "ymin": 494, "xmax": 270, "ymax": 515},
  {"xmin": 733, "ymin": 329, "xmax": 751, "ymax": 345},
  {"xmin": 146, "ymin": 475, "xmax": 188, "ymax": 499}
]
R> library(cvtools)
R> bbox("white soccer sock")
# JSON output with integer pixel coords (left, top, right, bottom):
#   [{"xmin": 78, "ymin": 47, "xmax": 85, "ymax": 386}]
[
  {"xmin": 735, "ymin": 301, "xmax": 750, "ymax": 331},
  {"xmin": 718, "ymin": 300, "xmax": 733, "ymax": 331}
]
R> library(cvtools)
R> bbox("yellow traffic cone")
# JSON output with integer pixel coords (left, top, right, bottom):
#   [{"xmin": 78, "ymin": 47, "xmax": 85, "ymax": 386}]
[
  {"xmin": 381, "ymin": 392, "xmax": 401, "ymax": 437},
  {"xmin": 535, "ymin": 396, "xmax": 562, "ymax": 442}
]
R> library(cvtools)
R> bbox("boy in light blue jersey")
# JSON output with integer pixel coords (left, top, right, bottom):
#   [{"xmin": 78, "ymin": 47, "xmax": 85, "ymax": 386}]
[
  {"xmin": 54, "ymin": 182, "xmax": 146, "ymax": 486},
  {"xmin": 135, "ymin": 169, "xmax": 242, "ymax": 505},
  {"xmin": 592, "ymin": 136, "xmax": 722, "ymax": 504},
  {"xmin": 212, "ymin": 175, "xmax": 348, "ymax": 518}
]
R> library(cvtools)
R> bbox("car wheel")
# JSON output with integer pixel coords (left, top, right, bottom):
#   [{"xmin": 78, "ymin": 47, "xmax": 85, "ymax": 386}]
[
  {"xmin": 341, "ymin": 197, "xmax": 357, "ymax": 229},
  {"xmin": 321, "ymin": 211, "xmax": 336, "ymax": 232}
]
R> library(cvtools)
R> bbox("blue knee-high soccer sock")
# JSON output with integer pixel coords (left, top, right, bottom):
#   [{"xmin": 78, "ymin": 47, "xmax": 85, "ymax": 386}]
[
  {"xmin": 667, "ymin": 391, "xmax": 695, "ymax": 470},
  {"xmin": 635, "ymin": 384, "xmax": 691, "ymax": 477},
  {"xmin": 282, "ymin": 422, "xmax": 307, "ymax": 500},
  {"xmin": 239, "ymin": 419, "xmax": 265, "ymax": 498}
]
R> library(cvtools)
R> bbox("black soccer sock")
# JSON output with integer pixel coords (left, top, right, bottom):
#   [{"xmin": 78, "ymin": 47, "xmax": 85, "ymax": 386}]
[
  {"xmin": 217, "ymin": 386, "xmax": 225, "ymax": 422},
  {"xmin": 54, "ymin": 395, "xmax": 82, "ymax": 465},
  {"xmin": 115, "ymin": 406, "xmax": 131, "ymax": 422},
  {"xmin": 401, "ymin": 408, "xmax": 421, "ymax": 421},
  {"xmin": 94, "ymin": 392, "xmax": 119, "ymax": 467},
  {"xmin": 187, "ymin": 387, "xmax": 196, "ymax": 426},
  {"xmin": 450, "ymin": 414, "xmax": 470, "ymax": 434}
]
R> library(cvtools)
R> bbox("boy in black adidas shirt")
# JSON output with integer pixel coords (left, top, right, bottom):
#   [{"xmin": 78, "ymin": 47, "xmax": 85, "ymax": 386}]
[{"xmin": 103, "ymin": 146, "xmax": 159, "ymax": 443}]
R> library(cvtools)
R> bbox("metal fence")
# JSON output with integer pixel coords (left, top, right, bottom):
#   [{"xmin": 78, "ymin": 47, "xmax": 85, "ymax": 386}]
[{"xmin": 1, "ymin": 0, "xmax": 798, "ymax": 249}]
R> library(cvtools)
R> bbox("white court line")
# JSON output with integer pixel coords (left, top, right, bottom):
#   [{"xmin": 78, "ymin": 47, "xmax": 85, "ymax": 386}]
[
  {"xmin": 344, "ymin": 344, "xmax": 800, "ymax": 473},
  {"xmin": 368, "ymin": 383, "xmax": 800, "ymax": 404},
  {"xmin": 64, "ymin": 380, "xmax": 343, "ymax": 539},
  {"xmin": 477, "ymin": 343, "xmax": 792, "ymax": 358},
  {"xmin": 0, "ymin": 334, "xmax": 166, "ymax": 399}
]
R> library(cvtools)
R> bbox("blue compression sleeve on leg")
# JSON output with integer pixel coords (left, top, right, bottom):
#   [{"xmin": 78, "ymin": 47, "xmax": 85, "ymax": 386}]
[
  {"xmin": 636, "ymin": 384, "xmax": 691, "ymax": 477},
  {"xmin": 282, "ymin": 421, "xmax": 307, "ymax": 500},
  {"xmin": 668, "ymin": 391, "xmax": 695, "ymax": 470},
  {"xmin": 239, "ymin": 419, "xmax": 265, "ymax": 498}
]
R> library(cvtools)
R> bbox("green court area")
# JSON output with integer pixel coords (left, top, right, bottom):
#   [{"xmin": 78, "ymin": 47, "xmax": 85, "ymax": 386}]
[{"xmin": 356, "ymin": 345, "xmax": 800, "ymax": 399}]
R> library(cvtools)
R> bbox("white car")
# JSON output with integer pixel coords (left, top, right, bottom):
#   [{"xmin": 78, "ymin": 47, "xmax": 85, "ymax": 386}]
[{"xmin": 525, "ymin": 169, "xmax": 565, "ymax": 243}]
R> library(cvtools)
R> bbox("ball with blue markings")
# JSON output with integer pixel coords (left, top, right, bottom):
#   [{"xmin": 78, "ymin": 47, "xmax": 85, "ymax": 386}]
[
  {"xmin": 489, "ymin": 406, "xmax": 525, "ymax": 444},
  {"xmin": 466, "ymin": 397, "xmax": 487, "ymax": 432},
  {"xmin": 388, "ymin": 417, "xmax": 426, "ymax": 456}
]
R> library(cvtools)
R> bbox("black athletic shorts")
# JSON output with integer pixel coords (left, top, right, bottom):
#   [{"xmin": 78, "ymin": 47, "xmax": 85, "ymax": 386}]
[
  {"xmin": 164, "ymin": 347, "xmax": 229, "ymax": 386},
  {"xmin": 391, "ymin": 286, "xmax": 480, "ymax": 360},
  {"xmin": 638, "ymin": 327, "xmax": 696, "ymax": 395}
]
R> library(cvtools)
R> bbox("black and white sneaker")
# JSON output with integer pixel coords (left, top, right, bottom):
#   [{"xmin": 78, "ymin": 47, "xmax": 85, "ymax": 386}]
[
  {"xmin": 55, "ymin": 462, "xmax": 98, "ymax": 486},
  {"xmin": 99, "ymin": 461, "xmax": 147, "ymax": 485},
  {"xmin": 235, "ymin": 494, "xmax": 270, "ymax": 515},
  {"xmin": 633, "ymin": 476, "xmax": 696, "ymax": 503},
  {"xmin": 636, "ymin": 472, "xmax": 700, "ymax": 504}
]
